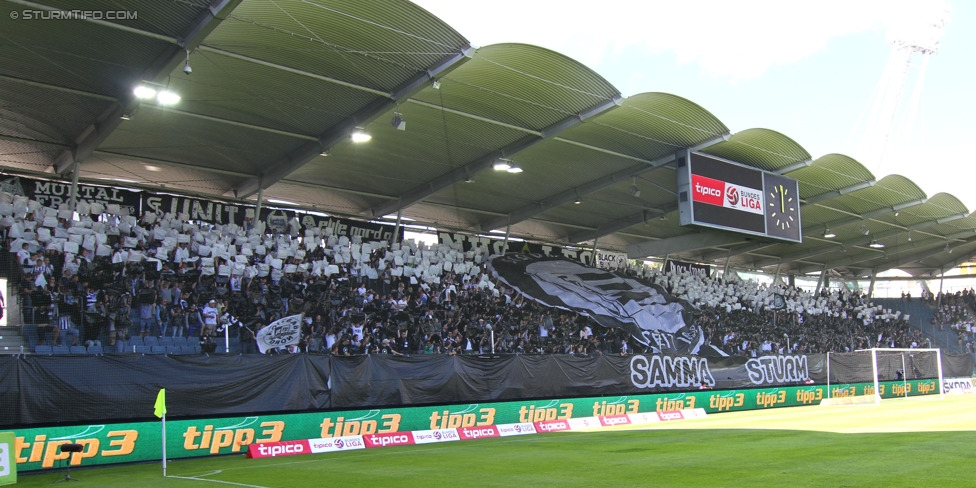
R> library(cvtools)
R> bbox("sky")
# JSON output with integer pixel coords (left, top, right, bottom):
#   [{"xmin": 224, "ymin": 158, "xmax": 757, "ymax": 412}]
[{"xmin": 412, "ymin": 0, "xmax": 976, "ymax": 211}]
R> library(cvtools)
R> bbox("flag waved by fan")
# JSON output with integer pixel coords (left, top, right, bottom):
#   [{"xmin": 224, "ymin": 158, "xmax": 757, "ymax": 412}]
[{"xmin": 256, "ymin": 314, "xmax": 303, "ymax": 353}]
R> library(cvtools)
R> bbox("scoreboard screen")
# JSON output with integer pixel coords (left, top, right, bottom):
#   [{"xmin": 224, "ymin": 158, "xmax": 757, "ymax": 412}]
[{"xmin": 677, "ymin": 151, "xmax": 801, "ymax": 243}]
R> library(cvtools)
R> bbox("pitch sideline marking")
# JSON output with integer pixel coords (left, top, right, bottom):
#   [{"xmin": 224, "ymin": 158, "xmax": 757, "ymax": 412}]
[{"xmin": 168, "ymin": 469, "xmax": 270, "ymax": 488}]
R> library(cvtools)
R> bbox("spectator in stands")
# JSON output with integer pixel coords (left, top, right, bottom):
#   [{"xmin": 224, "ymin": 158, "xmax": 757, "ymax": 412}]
[
  {"xmin": 239, "ymin": 319, "xmax": 257, "ymax": 354},
  {"xmin": 201, "ymin": 299, "xmax": 219, "ymax": 338},
  {"xmin": 185, "ymin": 303, "xmax": 203, "ymax": 339},
  {"xmin": 52, "ymin": 302, "xmax": 79, "ymax": 347},
  {"xmin": 156, "ymin": 298, "xmax": 170, "ymax": 338},
  {"xmin": 136, "ymin": 287, "xmax": 156, "ymax": 339}
]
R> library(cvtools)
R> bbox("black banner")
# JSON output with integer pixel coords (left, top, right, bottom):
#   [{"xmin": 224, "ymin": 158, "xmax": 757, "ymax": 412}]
[
  {"xmin": 142, "ymin": 193, "xmax": 402, "ymax": 242},
  {"xmin": 141, "ymin": 193, "xmax": 246, "ymax": 226},
  {"xmin": 665, "ymin": 259, "xmax": 711, "ymax": 277},
  {"xmin": 438, "ymin": 232, "xmax": 618, "ymax": 268},
  {"xmin": 1, "ymin": 351, "xmax": 969, "ymax": 428},
  {"xmin": 0, "ymin": 175, "xmax": 140, "ymax": 215}
]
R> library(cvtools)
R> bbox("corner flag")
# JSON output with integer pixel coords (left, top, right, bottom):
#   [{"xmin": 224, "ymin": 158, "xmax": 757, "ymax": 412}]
[{"xmin": 154, "ymin": 389, "xmax": 167, "ymax": 418}]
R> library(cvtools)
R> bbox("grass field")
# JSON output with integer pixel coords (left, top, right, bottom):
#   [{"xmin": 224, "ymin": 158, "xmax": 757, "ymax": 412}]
[{"xmin": 17, "ymin": 394, "xmax": 976, "ymax": 487}]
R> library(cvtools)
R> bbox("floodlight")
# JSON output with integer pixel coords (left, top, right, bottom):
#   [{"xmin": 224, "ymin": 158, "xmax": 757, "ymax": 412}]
[
  {"xmin": 133, "ymin": 85, "xmax": 157, "ymax": 99},
  {"xmin": 492, "ymin": 159, "xmax": 512, "ymax": 171},
  {"xmin": 156, "ymin": 90, "xmax": 181, "ymax": 105},
  {"xmin": 351, "ymin": 129, "xmax": 371, "ymax": 143}
]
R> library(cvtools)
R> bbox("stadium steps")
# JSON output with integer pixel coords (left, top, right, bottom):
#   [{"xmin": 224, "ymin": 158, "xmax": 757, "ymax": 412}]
[
  {"xmin": 873, "ymin": 298, "xmax": 965, "ymax": 353},
  {"xmin": 0, "ymin": 325, "xmax": 27, "ymax": 355}
]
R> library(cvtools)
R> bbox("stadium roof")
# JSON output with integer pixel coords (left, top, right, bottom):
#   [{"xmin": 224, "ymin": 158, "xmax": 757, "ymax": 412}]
[{"xmin": 1, "ymin": 0, "xmax": 974, "ymax": 280}]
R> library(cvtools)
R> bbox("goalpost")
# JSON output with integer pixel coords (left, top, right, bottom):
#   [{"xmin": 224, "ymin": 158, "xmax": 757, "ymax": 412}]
[{"xmin": 825, "ymin": 348, "xmax": 944, "ymax": 405}]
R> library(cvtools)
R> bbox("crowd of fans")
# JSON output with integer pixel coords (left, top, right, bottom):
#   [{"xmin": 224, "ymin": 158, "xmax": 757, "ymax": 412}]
[
  {"xmin": 0, "ymin": 193, "xmax": 960, "ymax": 358},
  {"xmin": 647, "ymin": 271, "xmax": 932, "ymax": 355},
  {"xmin": 929, "ymin": 289, "xmax": 976, "ymax": 352}
]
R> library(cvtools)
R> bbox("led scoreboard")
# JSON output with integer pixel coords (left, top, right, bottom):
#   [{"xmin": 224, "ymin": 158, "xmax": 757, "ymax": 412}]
[{"xmin": 676, "ymin": 151, "xmax": 802, "ymax": 243}]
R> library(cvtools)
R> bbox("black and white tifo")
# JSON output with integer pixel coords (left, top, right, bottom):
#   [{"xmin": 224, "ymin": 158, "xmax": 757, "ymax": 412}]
[{"xmin": 488, "ymin": 254, "xmax": 727, "ymax": 356}]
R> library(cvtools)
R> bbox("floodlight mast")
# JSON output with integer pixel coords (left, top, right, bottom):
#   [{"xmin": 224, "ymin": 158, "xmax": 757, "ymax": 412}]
[{"xmin": 854, "ymin": 1, "xmax": 949, "ymax": 175}]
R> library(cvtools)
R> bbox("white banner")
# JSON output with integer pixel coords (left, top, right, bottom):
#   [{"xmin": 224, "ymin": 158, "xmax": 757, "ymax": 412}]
[
  {"xmin": 594, "ymin": 249, "xmax": 627, "ymax": 270},
  {"xmin": 943, "ymin": 377, "xmax": 976, "ymax": 394},
  {"xmin": 256, "ymin": 314, "xmax": 303, "ymax": 353}
]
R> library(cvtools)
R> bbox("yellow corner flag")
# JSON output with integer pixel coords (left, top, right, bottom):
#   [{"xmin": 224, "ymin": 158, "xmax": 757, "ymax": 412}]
[{"xmin": 154, "ymin": 389, "xmax": 167, "ymax": 418}]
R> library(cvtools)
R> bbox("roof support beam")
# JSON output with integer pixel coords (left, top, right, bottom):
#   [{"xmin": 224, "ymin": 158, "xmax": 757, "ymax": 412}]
[
  {"xmin": 746, "ymin": 205, "xmax": 952, "ymax": 270},
  {"xmin": 776, "ymin": 158, "xmax": 813, "ymax": 174},
  {"xmin": 552, "ymin": 137, "xmax": 660, "ymax": 165},
  {"xmin": 794, "ymin": 230, "xmax": 976, "ymax": 277},
  {"xmin": 197, "ymin": 46, "xmax": 392, "ymax": 98},
  {"xmin": 91, "ymin": 150, "xmax": 256, "ymax": 179},
  {"xmin": 231, "ymin": 46, "xmax": 474, "ymax": 200},
  {"xmin": 626, "ymin": 231, "xmax": 749, "ymax": 259},
  {"xmin": 406, "ymin": 99, "xmax": 541, "ymax": 136},
  {"xmin": 569, "ymin": 202, "xmax": 677, "ymax": 244},
  {"xmin": 790, "ymin": 247, "xmax": 895, "ymax": 276},
  {"xmin": 49, "ymin": 0, "xmax": 242, "ymax": 174},
  {"xmin": 7, "ymin": 0, "xmax": 178, "ymax": 43},
  {"xmin": 146, "ymin": 105, "xmax": 319, "ymax": 142},
  {"xmin": 803, "ymin": 180, "xmax": 876, "ymax": 205},
  {"xmin": 408, "ymin": 100, "xmax": 671, "ymax": 167},
  {"xmin": 368, "ymin": 95, "xmax": 623, "ymax": 219},
  {"xmin": 567, "ymin": 208, "xmax": 671, "ymax": 244},
  {"xmin": 0, "ymin": 73, "xmax": 116, "ymax": 102},
  {"xmin": 481, "ymin": 155, "xmax": 672, "ymax": 233},
  {"xmin": 697, "ymin": 185, "xmax": 911, "ymax": 263},
  {"xmin": 0, "ymin": 134, "xmax": 69, "ymax": 150},
  {"xmin": 908, "ymin": 236, "xmax": 976, "ymax": 278},
  {"xmin": 537, "ymin": 134, "xmax": 729, "ymax": 241}
]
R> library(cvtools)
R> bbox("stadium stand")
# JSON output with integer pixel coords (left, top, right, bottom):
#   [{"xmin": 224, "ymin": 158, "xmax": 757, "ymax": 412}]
[{"xmin": 0, "ymin": 192, "xmax": 966, "ymax": 359}]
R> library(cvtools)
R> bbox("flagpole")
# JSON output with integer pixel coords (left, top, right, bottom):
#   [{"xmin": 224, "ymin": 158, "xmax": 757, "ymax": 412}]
[
  {"xmin": 154, "ymin": 388, "xmax": 168, "ymax": 477},
  {"xmin": 161, "ymin": 412, "xmax": 167, "ymax": 477}
]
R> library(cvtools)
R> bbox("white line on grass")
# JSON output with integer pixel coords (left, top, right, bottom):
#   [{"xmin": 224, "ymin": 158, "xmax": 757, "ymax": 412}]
[{"xmin": 167, "ymin": 469, "xmax": 270, "ymax": 488}]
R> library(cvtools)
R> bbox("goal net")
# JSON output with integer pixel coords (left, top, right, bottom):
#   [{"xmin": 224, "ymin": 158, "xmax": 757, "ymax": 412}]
[{"xmin": 824, "ymin": 348, "xmax": 944, "ymax": 405}]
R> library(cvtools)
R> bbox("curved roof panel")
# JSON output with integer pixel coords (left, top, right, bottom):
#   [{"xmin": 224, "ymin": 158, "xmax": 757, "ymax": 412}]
[
  {"xmin": 208, "ymin": 0, "xmax": 469, "ymax": 91},
  {"xmin": 702, "ymin": 128, "xmax": 811, "ymax": 172},
  {"xmin": 790, "ymin": 154, "xmax": 876, "ymax": 201},
  {"xmin": 413, "ymin": 43, "xmax": 621, "ymax": 131},
  {"xmin": 915, "ymin": 192, "xmax": 969, "ymax": 217}
]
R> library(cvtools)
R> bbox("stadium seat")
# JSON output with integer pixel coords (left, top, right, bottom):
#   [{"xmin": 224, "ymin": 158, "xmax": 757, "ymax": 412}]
[
  {"xmin": 164, "ymin": 345, "xmax": 181, "ymax": 355},
  {"xmin": 52, "ymin": 346, "xmax": 70, "ymax": 355},
  {"xmin": 143, "ymin": 336, "xmax": 159, "ymax": 346},
  {"xmin": 69, "ymin": 346, "xmax": 88, "ymax": 354},
  {"xmin": 87, "ymin": 345, "xmax": 104, "ymax": 355},
  {"xmin": 149, "ymin": 345, "xmax": 166, "ymax": 355},
  {"xmin": 158, "ymin": 337, "xmax": 175, "ymax": 346},
  {"xmin": 34, "ymin": 345, "xmax": 53, "ymax": 355},
  {"xmin": 173, "ymin": 337, "xmax": 188, "ymax": 346},
  {"xmin": 128, "ymin": 336, "xmax": 144, "ymax": 347},
  {"xmin": 134, "ymin": 345, "xmax": 151, "ymax": 355}
]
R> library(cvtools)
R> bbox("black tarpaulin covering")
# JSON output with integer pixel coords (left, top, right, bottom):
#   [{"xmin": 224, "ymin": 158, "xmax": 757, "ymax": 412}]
[
  {"xmin": 0, "ymin": 354, "xmax": 331, "ymax": 427},
  {"xmin": 0, "ymin": 351, "xmax": 970, "ymax": 428},
  {"xmin": 825, "ymin": 350, "xmax": 958, "ymax": 383}
]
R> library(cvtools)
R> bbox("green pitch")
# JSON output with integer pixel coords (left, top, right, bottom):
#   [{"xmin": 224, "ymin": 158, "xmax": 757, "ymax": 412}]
[{"xmin": 17, "ymin": 394, "xmax": 976, "ymax": 487}]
